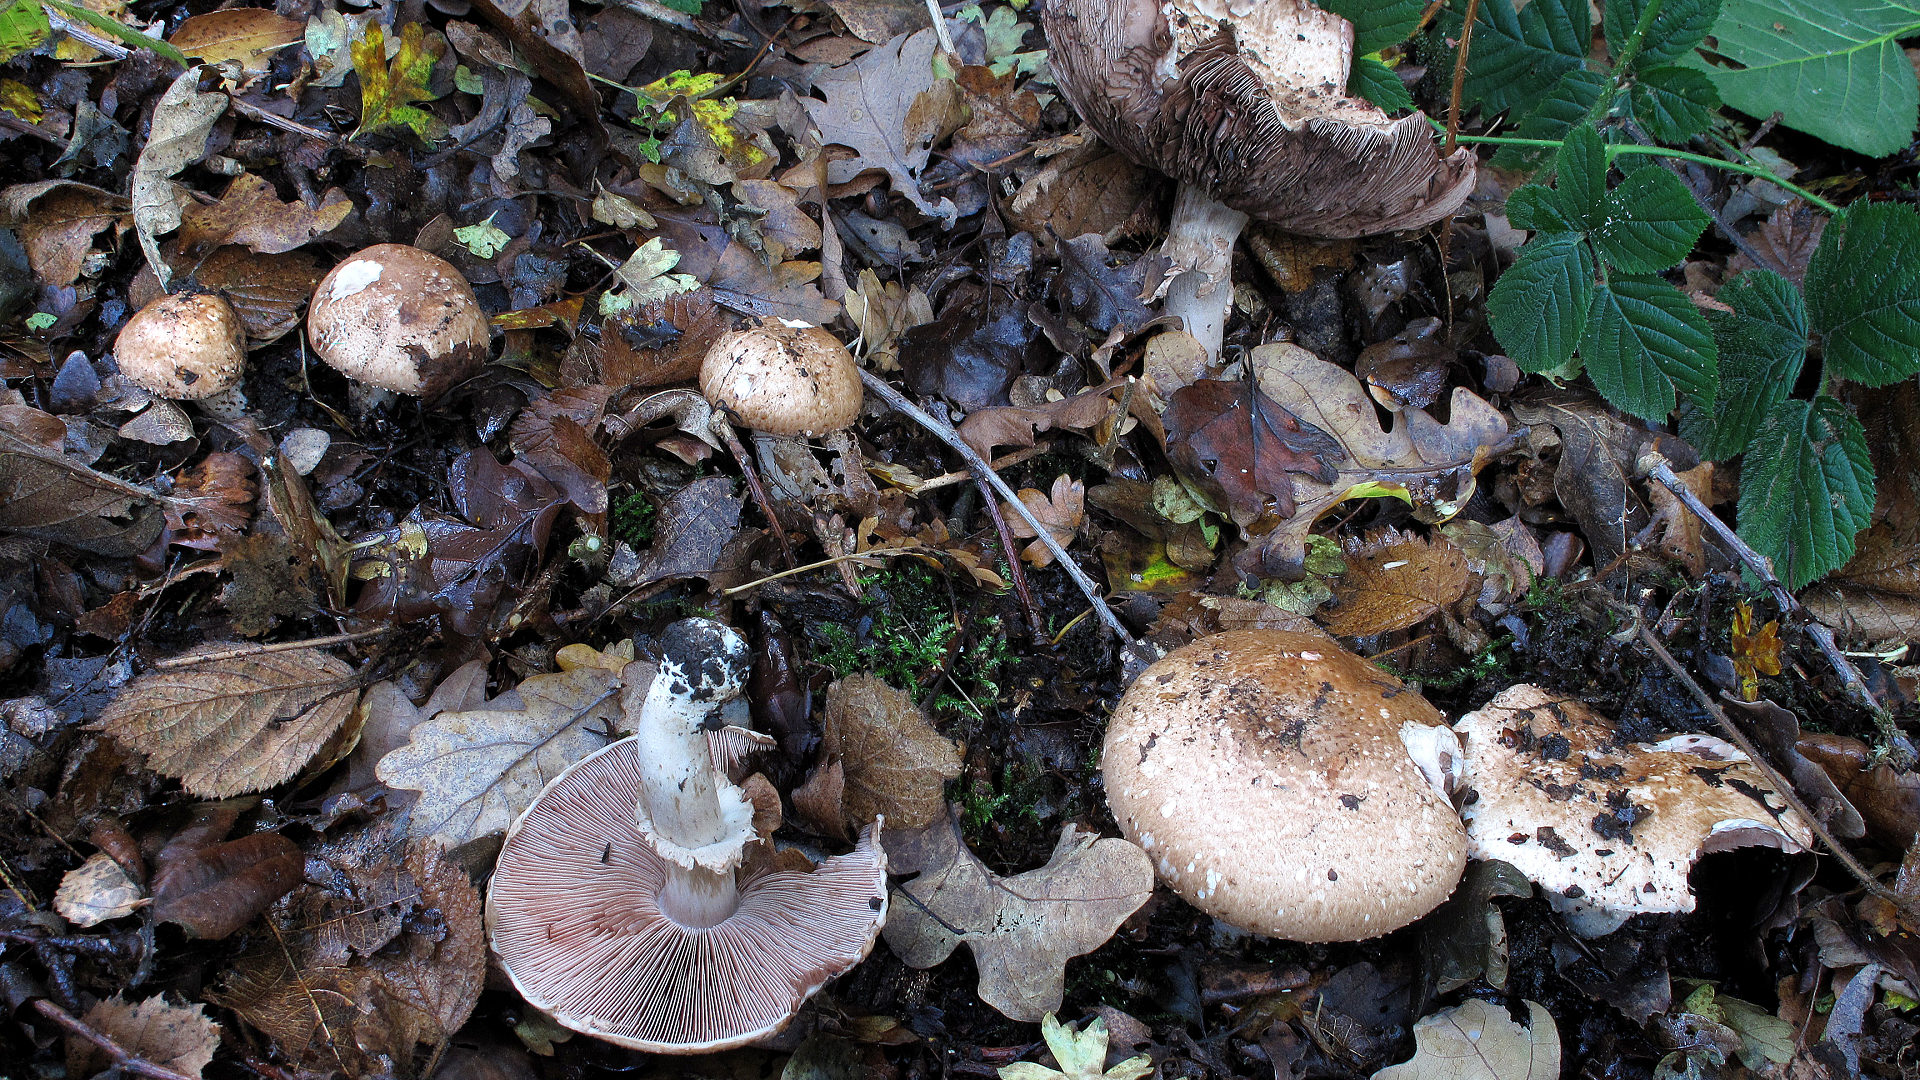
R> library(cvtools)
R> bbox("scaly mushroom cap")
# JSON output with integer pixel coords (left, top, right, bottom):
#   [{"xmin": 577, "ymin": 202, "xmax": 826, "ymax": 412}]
[
  {"xmin": 1455, "ymin": 684, "xmax": 1814, "ymax": 937},
  {"xmin": 700, "ymin": 319, "xmax": 862, "ymax": 438},
  {"xmin": 114, "ymin": 290, "xmax": 246, "ymax": 400},
  {"xmin": 1103, "ymin": 629, "xmax": 1467, "ymax": 941},
  {"xmin": 307, "ymin": 244, "xmax": 490, "ymax": 396},
  {"xmin": 1043, "ymin": 0, "xmax": 1476, "ymax": 238}
]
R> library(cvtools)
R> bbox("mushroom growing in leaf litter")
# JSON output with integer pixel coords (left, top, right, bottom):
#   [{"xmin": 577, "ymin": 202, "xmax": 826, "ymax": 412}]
[
  {"xmin": 114, "ymin": 289, "xmax": 249, "ymax": 418},
  {"xmin": 1103, "ymin": 629, "xmax": 1467, "ymax": 941},
  {"xmin": 487, "ymin": 618, "xmax": 888, "ymax": 1052},
  {"xmin": 1042, "ymin": 0, "xmax": 1476, "ymax": 360},
  {"xmin": 700, "ymin": 318, "xmax": 863, "ymax": 439},
  {"xmin": 307, "ymin": 243, "xmax": 490, "ymax": 411}
]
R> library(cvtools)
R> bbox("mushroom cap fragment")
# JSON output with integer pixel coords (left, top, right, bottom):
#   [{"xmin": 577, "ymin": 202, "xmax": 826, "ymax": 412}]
[
  {"xmin": 307, "ymin": 244, "xmax": 490, "ymax": 396},
  {"xmin": 699, "ymin": 319, "xmax": 862, "ymax": 438},
  {"xmin": 114, "ymin": 291, "xmax": 247, "ymax": 400},
  {"xmin": 487, "ymin": 736, "xmax": 888, "ymax": 1053},
  {"xmin": 1454, "ymin": 684, "xmax": 1815, "ymax": 937},
  {"xmin": 1103, "ymin": 629, "xmax": 1468, "ymax": 941},
  {"xmin": 1042, "ymin": 0, "xmax": 1476, "ymax": 238}
]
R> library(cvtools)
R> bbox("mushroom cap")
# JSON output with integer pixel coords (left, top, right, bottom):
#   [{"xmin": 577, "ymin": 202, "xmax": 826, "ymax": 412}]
[
  {"xmin": 1103, "ymin": 629, "xmax": 1466, "ymax": 941},
  {"xmin": 1042, "ymin": 0, "xmax": 1476, "ymax": 239},
  {"xmin": 699, "ymin": 319, "xmax": 862, "ymax": 437},
  {"xmin": 114, "ymin": 290, "xmax": 246, "ymax": 400},
  {"xmin": 1455, "ymin": 684, "xmax": 1814, "ymax": 937},
  {"xmin": 487, "ymin": 736, "xmax": 889, "ymax": 1053},
  {"xmin": 307, "ymin": 244, "xmax": 490, "ymax": 396}
]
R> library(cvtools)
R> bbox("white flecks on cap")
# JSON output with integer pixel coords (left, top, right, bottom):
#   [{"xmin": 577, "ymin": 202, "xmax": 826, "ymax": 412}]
[{"xmin": 326, "ymin": 259, "xmax": 385, "ymax": 301}]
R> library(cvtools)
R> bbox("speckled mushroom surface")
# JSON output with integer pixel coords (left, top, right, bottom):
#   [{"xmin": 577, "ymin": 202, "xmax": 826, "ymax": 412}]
[
  {"xmin": 114, "ymin": 290, "xmax": 246, "ymax": 400},
  {"xmin": 307, "ymin": 243, "xmax": 490, "ymax": 396},
  {"xmin": 700, "ymin": 319, "xmax": 862, "ymax": 438},
  {"xmin": 1102, "ymin": 629, "xmax": 1467, "ymax": 942}
]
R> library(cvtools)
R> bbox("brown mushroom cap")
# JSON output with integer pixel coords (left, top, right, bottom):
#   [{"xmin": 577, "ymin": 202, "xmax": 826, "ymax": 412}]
[
  {"xmin": 114, "ymin": 291, "xmax": 246, "ymax": 400},
  {"xmin": 1042, "ymin": 0, "xmax": 1475, "ymax": 238},
  {"xmin": 487, "ymin": 736, "xmax": 888, "ymax": 1053},
  {"xmin": 307, "ymin": 244, "xmax": 489, "ymax": 396},
  {"xmin": 699, "ymin": 319, "xmax": 862, "ymax": 438},
  {"xmin": 1103, "ymin": 629, "xmax": 1467, "ymax": 941}
]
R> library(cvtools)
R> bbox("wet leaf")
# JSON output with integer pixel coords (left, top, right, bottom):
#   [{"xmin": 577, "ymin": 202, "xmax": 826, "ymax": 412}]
[
  {"xmin": 958, "ymin": 378, "xmax": 1124, "ymax": 459},
  {"xmin": 0, "ymin": 403, "xmax": 166, "ymax": 556},
  {"xmin": 626, "ymin": 474, "xmax": 744, "ymax": 586},
  {"xmin": 178, "ymin": 173, "xmax": 351, "ymax": 256},
  {"xmin": 151, "ymin": 800, "xmax": 303, "ymax": 939},
  {"xmin": 54, "ymin": 851, "xmax": 147, "ymax": 927},
  {"xmin": 600, "ymin": 237, "xmax": 699, "ymax": 315},
  {"xmin": 883, "ymin": 810, "xmax": 1154, "ymax": 1021},
  {"xmin": 352, "ymin": 21, "xmax": 449, "ymax": 145},
  {"xmin": 1163, "ymin": 378, "xmax": 1343, "ymax": 527},
  {"xmin": 0, "ymin": 0, "xmax": 50, "ymax": 64},
  {"xmin": 130, "ymin": 67, "xmax": 226, "ymax": 288},
  {"xmin": 2, "ymin": 180, "xmax": 125, "ymax": 290},
  {"xmin": 167, "ymin": 9, "xmax": 303, "ymax": 74},
  {"xmin": 93, "ymin": 646, "xmax": 358, "ymax": 798},
  {"xmin": 1324, "ymin": 527, "xmax": 1472, "ymax": 637},
  {"xmin": 805, "ymin": 27, "xmax": 959, "ymax": 222},
  {"xmin": 71, "ymin": 995, "xmax": 219, "ymax": 1079},
  {"xmin": 999, "ymin": 1014, "xmax": 1153, "ymax": 1080},
  {"xmin": 823, "ymin": 674, "xmax": 962, "ymax": 831},
  {"xmin": 509, "ymin": 386, "xmax": 611, "ymax": 515},
  {"xmin": 1372, "ymin": 999, "xmax": 1559, "ymax": 1079},
  {"xmin": 165, "ymin": 450, "xmax": 256, "ymax": 545}
]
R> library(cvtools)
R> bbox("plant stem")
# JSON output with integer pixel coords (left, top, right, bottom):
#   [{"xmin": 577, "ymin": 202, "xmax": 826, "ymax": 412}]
[{"xmin": 1584, "ymin": 0, "xmax": 1665, "ymax": 129}]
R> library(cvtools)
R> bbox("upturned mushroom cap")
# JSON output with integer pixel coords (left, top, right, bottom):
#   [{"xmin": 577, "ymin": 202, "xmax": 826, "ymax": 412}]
[
  {"xmin": 1042, "ymin": 0, "xmax": 1476, "ymax": 238},
  {"xmin": 699, "ymin": 319, "xmax": 862, "ymax": 438},
  {"xmin": 1454, "ymin": 684, "xmax": 1814, "ymax": 937},
  {"xmin": 487, "ymin": 737, "xmax": 889, "ymax": 1053},
  {"xmin": 1103, "ymin": 629, "xmax": 1467, "ymax": 941},
  {"xmin": 307, "ymin": 244, "xmax": 489, "ymax": 396},
  {"xmin": 114, "ymin": 290, "xmax": 246, "ymax": 400}
]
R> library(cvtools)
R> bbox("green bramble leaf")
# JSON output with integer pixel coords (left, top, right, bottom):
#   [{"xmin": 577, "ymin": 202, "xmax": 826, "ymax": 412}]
[
  {"xmin": 1804, "ymin": 201, "xmax": 1920, "ymax": 386},
  {"xmin": 1579, "ymin": 275, "xmax": 1716, "ymax": 421},
  {"xmin": 1348, "ymin": 56, "xmax": 1414, "ymax": 115},
  {"xmin": 1488, "ymin": 232, "xmax": 1596, "ymax": 373},
  {"xmin": 1490, "ymin": 69, "xmax": 1608, "ymax": 170},
  {"xmin": 1736, "ymin": 396, "xmax": 1874, "ymax": 590},
  {"xmin": 1553, "ymin": 123, "xmax": 1609, "ymax": 228},
  {"xmin": 1604, "ymin": 0, "xmax": 1720, "ymax": 68},
  {"xmin": 1324, "ymin": 0, "xmax": 1424, "ymax": 55},
  {"xmin": 1627, "ymin": 66, "xmax": 1720, "ymax": 143},
  {"xmin": 1588, "ymin": 167, "xmax": 1710, "ymax": 273},
  {"xmin": 1690, "ymin": 269, "xmax": 1807, "ymax": 460},
  {"xmin": 0, "ymin": 0, "xmax": 49, "ymax": 64},
  {"xmin": 1461, "ymin": 0, "xmax": 1588, "ymax": 116},
  {"xmin": 1506, "ymin": 184, "xmax": 1581, "ymax": 233},
  {"xmin": 351, "ymin": 21, "xmax": 449, "ymax": 146}
]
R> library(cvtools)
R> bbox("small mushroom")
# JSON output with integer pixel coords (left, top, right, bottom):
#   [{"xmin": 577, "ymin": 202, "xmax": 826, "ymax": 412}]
[
  {"xmin": 487, "ymin": 618, "xmax": 887, "ymax": 1052},
  {"xmin": 114, "ymin": 289, "xmax": 249, "ymax": 418},
  {"xmin": 1454, "ymin": 684, "xmax": 1815, "ymax": 937},
  {"xmin": 699, "ymin": 318, "xmax": 863, "ymax": 438},
  {"xmin": 1043, "ymin": 0, "xmax": 1475, "ymax": 361},
  {"xmin": 307, "ymin": 244, "xmax": 490, "ymax": 410},
  {"xmin": 1103, "ymin": 629, "xmax": 1467, "ymax": 941}
]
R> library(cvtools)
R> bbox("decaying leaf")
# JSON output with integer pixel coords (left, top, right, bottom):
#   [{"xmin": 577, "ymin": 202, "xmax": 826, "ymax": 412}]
[
  {"xmin": 351, "ymin": 21, "xmax": 449, "ymax": 145},
  {"xmin": 998, "ymin": 1013, "xmax": 1153, "ymax": 1080},
  {"xmin": 1163, "ymin": 378, "xmax": 1342, "ymax": 527},
  {"xmin": 151, "ymin": 799, "xmax": 303, "ymax": 939},
  {"xmin": 1004, "ymin": 475, "xmax": 1085, "ymax": 567},
  {"xmin": 883, "ymin": 809, "xmax": 1154, "ymax": 1021},
  {"xmin": 959, "ymin": 378, "xmax": 1124, "ymax": 459},
  {"xmin": 168, "ymin": 9, "xmax": 302, "ymax": 74},
  {"xmin": 375, "ymin": 644, "xmax": 633, "ymax": 848},
  {"xmin": 177, "ymin": 172, "xmax": 351, "ymax": 256},
  {"xmin": 54, "ymin": 851, "xmax": 147, "ymax": 927},
  {"xmin": 1, "ymin": 180, "xmax": 126, "ymax": 290},
  {"xmin": 1372, "ymin": 999, "xmax": 1559, "ymax": 1080},
  {"xmin": 130, "ymin": 66, "xmax": 226, "ymax": 288},
  {"xmin": 0, "ymin": 403, "xmax": 166, "ymax": 556},
  {"xmin": 823, "ymin": 674, "xmax": 962, "ymax": 832},
  {"xmin": 70, "ymin": 995, "xmax": 220, "ymax": 1080},
  {"xmin": 1323, "ymin": 527, "xmax": 1471, "ymax": 638},
  {"xmin": 600, "ymin": 237, "xmax": 700, "ymax": 315},
  {"xmin": 805, "ymin": 27, "xmax": 959, "ymax": 222},
  {"xmin": 92, "ymin": 646, "xmax": 358, "ymax": 798}
]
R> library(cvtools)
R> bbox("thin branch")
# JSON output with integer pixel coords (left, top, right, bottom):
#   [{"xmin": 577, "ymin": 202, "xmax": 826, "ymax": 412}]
[
  {"xmin": 600, "ymin": 0, "xmax": 748, "ymax": 46},
  {"xmin": 34, "ymin": 999, "xmax": 201, "ymax": 1080},
  {"xmin": 149, "ymin": 629, "xmax": 391, "ymax": 670}
]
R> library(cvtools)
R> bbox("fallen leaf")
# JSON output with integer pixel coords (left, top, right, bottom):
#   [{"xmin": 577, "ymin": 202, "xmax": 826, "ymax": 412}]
[
  {"xmin": 0, "ymin": 403, "xmax": 166, "ymax": 555},
  {"xmin": 1004, "ymin": 475, "xmax": 1085, "ymax": 567},
  {"xmin": 998, "ymin": 1014, "xmax": 1153, "ymax": 1080},
  {"xmin": 178, "ymin": 173, "xmax": 351, "ymax": 256},
  {"xmin": 842, "ymin": 267, "xmax": 933, "ymax": 372},
  {"xmin": 165, "ymin": 450, "xmax": 255, "ymax": 545},
  {"xmin": 1163, "ymin": 378, "xmax": 1343, "ymax": 527},
  {"xmin": 589, "ymin": 287, "xmax": 729, "ymax": 390},
  {"xmin": 167, "ymin": 9, "xmax": 302, "ymax": 75},
  {"xmin": 600, "ymin": 237, "xmax": 700, "ymax": 315},
  {"xmin": 958, "ymin": 379, "xmax": 1123, "ymax": 459},
  {"xmin": 91, "ymin": 645, "xmax": 358, "ymax": 798},
  {"xmin": 71, "ymin": 995, "xmax": 220, "ymax": 1080},
  {"xmin": 1324, "ymin": 527, "xmax": 1472, "ymax": 638},
  {"xmin": 352, "ymin": 21, "xmax": 449, "ymax": 145},
  {"xmin": 509, "ymin": 386, "xmax": 612, "ymax": 515},
  {"xmin": 805, "ymin": 28, "xmax": 959, "ymax": 223},
  {"xmin": 625, "ymin": 474, "xmax": 744, "ymax": 586},
  {"xmin": 130, "ymin": 66, "xmax": 226, "ymax": 288},
  {"xmin": 53, "ymin": 851, "xmax": 147, "ymax": 926},
  {"xmin": 792, "ymin": 758, "xmax": 848, "ymax": 838},
  {"xmin": 883, "ymin": 809, "xmax": 1154, "ymax": 1021},
  {"xmin": 1509, "ymin": 387, "xmax": 1672, "ymax": 570},
  {"xmin": 1371, "ymin": 999, "xmax": 1559, "ymax": 1080},
  {"xmin": 1008, "ymin": 145, "xmax": 1157, "ymax": 249},
  {"xmin": 1794, "ymin": 732, "xmax": 1920, "ymax": 849},
  {"xmin": 130, "ymin": 246, "xmax": 325, "ymax": 344},
  {"xmin": 824, "ymin": 674, "xmax": 962, "ymax": 831},
  {"xmin": 1, "ymin": 180, "xmax": 125, "ymax": 290},
  {"xmin": 1053, "ymin": 233, "xmax": 1159, "ymax": 342},
  {"xmin": 150, "ymin": 799, "xmax": 302, "ymax": 939}
]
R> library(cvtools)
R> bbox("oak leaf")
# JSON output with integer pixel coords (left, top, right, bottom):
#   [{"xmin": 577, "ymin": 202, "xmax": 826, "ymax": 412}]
[
  {"xmin": 823, "ymin": 674, "xmax": 961, "ymax": 831},
  {"xmin": 804, "ymin": 27, "xmax": 959, "ymax": 222},
  {"xmin": 1372, "ymin": 999, "xmax": 1559, "ymax": 1080},
  {"xmin": 1004, "ymin": 475, "xmax": 1085, "ymax": 567},
  {"xmin": 998, "ymin": 1014, "xmax": 1153, "ymax": 1080},
  {"xmin": 351, "ymin": 21, "xmax": 449, "ymax": 145}
]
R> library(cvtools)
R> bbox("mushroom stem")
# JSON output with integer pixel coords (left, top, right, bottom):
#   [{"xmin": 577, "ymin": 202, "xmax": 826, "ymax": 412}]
[
  {"xmin": 659, "ymin": 861, "xmax": 742, "ymax": 929},
  {"xmin": 1160, "ymin": 183, "xmax": 1250, "ymax": 362},
  {"xmin": 630, "ymin": 661, "xmax": 756, "ymax": 873}
]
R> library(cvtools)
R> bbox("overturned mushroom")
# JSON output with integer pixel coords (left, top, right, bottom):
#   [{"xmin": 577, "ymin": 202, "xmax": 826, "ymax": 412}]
[
  {"xmin": 1043, "ymin": 0, "xmax": 1475, "ymax": 360},
  {"xmin": 307, "ymin": 244, "xmax": 490, "ymax": 411},
  {"xmin": 114, "ymin": 289, "xmax": 249, "ymax": 418},
  {"xmin": 487, "ymin": 619, "xmax": 887, "ymax": 1052},
  {"xmin": 1103, "ymin": 629, "xmax": 1467, "ymax": 941},
  {"xmin": 1454, "ymin": 684, "xmax": 1814, "ymax": 937}
]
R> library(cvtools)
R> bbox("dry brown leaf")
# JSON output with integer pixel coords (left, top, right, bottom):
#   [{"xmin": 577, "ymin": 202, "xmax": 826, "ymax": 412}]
[
  {"xmin": 70, "ymin": 995, "xmax": 220, "ymax": 1080},
  {"xmin": 0, "ymin": 403, "xmax": 167, "ymax": 556},
  {"xmin": 823, "ymin": 673, "xmax": 962, "ymax": 832},
  {"xmin": 166, "ymin": 450, "xmax": 256, "ymax": 544},
  {"xmin": 151, "ymin": 800, "xmax": 302, "ymax": 939},
  {"xmin": 130, "ymin": 67, "xmax": 227, "ymax": 288},
  {"xmin": 1323, "ymin": 528, "xmax": 1471, "ymax": 638},
  {"xmin": 792, "ymin": 757, "xmax": 849, "ymax": 839},
  {"xmin": 1007, "ymin": 143, "xmax": 1158, "ymax": 248},
  {"xmin": 1372, "ymin": 999, "xmax": 1559, "ymax": 1080},
  {"xmin": 168, "ymin": 9, "xmax": 303, "ymax": 74},
  {"xmin": 804, "ymin": 27, "xmax": 959, "ymax": 222},
  {"xmin": 92, "ymin": 646, "xmax": 358, "ymax": 798},
  {"xmin": 1, "ymin": 180, "xmax": 126, "ymax": 290},
  {"xmin": 178, "ymin": 172, "xmax": 351, "ymax": 256},
  {"xmin": 959, "ymin": 379, "xmax": 1123, "ymax": 460},
  {"xmin": 588, "ymin": 287, "xmax": 730, "ymax": 390},
  {"xmin": 1803, "ymin": 581, "xmax": 1920, "ymax": 643},
  {"xmin": 1643, "ymin": 462, "xmax": 1714, "ymax": 576},
  {"xmin": 882, "ymin": 810, "xmax": 1154, "ymax": 1022},
  {"xmin": 1004, "ymin": 475, "xmax": 1085, "ymax": 567},
  {"xmin": 53, "ymin": 851, "xmax": 147, "ymax": 927}
]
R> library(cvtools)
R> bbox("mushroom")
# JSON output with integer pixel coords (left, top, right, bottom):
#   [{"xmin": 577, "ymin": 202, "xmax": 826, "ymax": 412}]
[
  {"xmin": 487, "ymin": 618, "xmax": 888, "ymax": 1052},
  {"xmin": 306, "ymin": 244, "xmax": 490, "ymax": 411},
  {"xmin": 114, "ymin": 289, "xmax": 249, "ymax": 418},
  {"xmin": 1042, "ymin": 0, "xmax": 1476, "ymax": 360},
  {"xmin": 1453, "ymin": 683, "xmax": 1814, "ymax": 937},
  {"xmin": 699, "ymin": 318, "xmax": 863, "ymax": 438},
  {"xmin": 1102, "ymin": 628, "xmax": 1467, "ymax": 941}
]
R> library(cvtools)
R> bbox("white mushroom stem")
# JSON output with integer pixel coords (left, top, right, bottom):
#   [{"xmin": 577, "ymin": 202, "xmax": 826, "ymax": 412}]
[{"xmin": 1160, "ymin": 183, "xmax": 1250, "ymax": 363}]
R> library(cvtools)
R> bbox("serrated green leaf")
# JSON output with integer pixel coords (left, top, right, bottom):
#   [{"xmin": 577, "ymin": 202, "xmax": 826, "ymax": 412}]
[
  {"xmin": 1506, "ymin": 184, "xmax": 1581, "ymax": 232},
  {"xmin": 1589, "ymin": 168, "xmax": 1710, "ymax": 272},
  {"xmin": 351, "ymin": 21, "xmax": 449, "ymax": 146},
  {"xmin": 1606, "ymin": 0, "xmax": 1721, "ymax": 67},
  {"xmin": 1693, "ymin": 269, "xmax": 1808, "ymax": 459},
  {"xmin": 1325, "ymin": 0, "xmax": 1424, "ymax": 54},
  {"xmin": 1554, "ymin": 123, "xmax": 1609, "ymax": 227},
  {"xmin": 0, "ymin": 0, "xmax": 50, "ymax": 64},
  {"xmin": 1804, "ymin": 202, "xmax": 1920, "ymax": 386},
  {"xmin": 1462, "ymin": 0, "xmax": 1589, "ymax": 115},
  {"xmin": 1348, "ymin": 56, "xmax": 1414, "ymax": 114},
  {"xmin": 1628, "ymin": 65, "xmax": 1720, "ymax": 142},
  {"xmin": 1491, "ymin": 68, "xmax": 1609, "ymax": 170},
  {"xmin": 1694, "ymin": 0, "xmax": 1920, "ymax": 157},
  {"xmin": 1736, "ymin": 396, "xmax": 1873, "ymax": 590},
  {"xmin": 1580, "ymin": 276, "xmax": 1717, "ymax": 420},
  {"xmin": 1489, "ymin": 232, "xmax": 1596, "ymax": 373}
]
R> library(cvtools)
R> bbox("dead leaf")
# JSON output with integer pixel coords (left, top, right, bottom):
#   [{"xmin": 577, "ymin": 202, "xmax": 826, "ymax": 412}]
[
  {"xmin": 793, "ymin": 758, "xmax": 849, "ymax": 838},
  {"xmin": 131, "ymin": 67, "xmax": 226, "ymax": 288},
  {"xmin": 1803, "ymin": 581, "xmax": 1920, "ymax": 643},
  {"xmin": 178, "ymin": 173, "xmax": 351, "ymax": 256},
  {"xmin": 998, "ymin": 1013, "xmax": 1153, "ymax": 1080},
  {"xmin": 823, "ymin": 674, "xmax": 962, "ymax": 831},
  {"xmin": 0, "ymin": 403, "xmax": 167, "ymax": 555},
  {"xmin": 165, "ymin": 450, "xmax": 255, "ymax": 546},
  {"xmin": 1, "ymin": 180, "xmax": 126, "ymax": 290},
  {"xmin": 805, "ymin": 28, "xmax": 959, "ymax": 223},
  {"xmin": 130, "ymin": 246, "xmax": 326, "ymax": 344},
  {"xmin": 1509, "ymin": 387, "xmax": 1679, "ymax": 570},
  {"xmin": 1795, "ymin": 733, "xmax": 1920, "ymax": 849},
  {"xmin": 151, "ymin": 799, "xmax": 303, "ymax": 939},
  {"xmin": 351, "ymin": 21, "xmax": 450, "ymax": 145},
  {"xmin": 92, "ymin": 645, "xmax": 358, "ymax": 798},
  {"xmin": 1643, "ymin": 462, "xmax": 1714, "ymax": 575},
  {"xmin": 1324, "ymin": 528, "xmax": 1471, "ymax": 638},
  {"xmin": 843, "ymin": 267, "xmax": 933, "ymax": 372},
  {"xmin": 1163, "ymin": 378, "xmax": 1343, "ymax": 527},
  {"xmin": 54, "ymin": 851, "xmax": 147, "ymax": 926},
  {"xmin": 1727, "ymin": 204, "xmax": 1825, "ymax": 287},
  {"xmin": 509, "ymin": 386, "xmax": 611, "ymax": 515},
  {"xmin": 1008, "ymin": 144, "xmax": 1157, "ymax": 248},
  {"xmin": 587, "ymin": 287, "xmax": 729, "ymax": 390},
  {"xmin": 959, "ymin": 379, "xmax": 1123, "ymax": 459},
  {"xmin": 167, "ymin": 10, "xmax": 303, "ymax": 75},
  {"xmin": 1371, "ymin": 999, "xmax": 1560, "ymax": 1080},
  {"xmin": 1004, "ymin": 475, "xmax": 1085, "ymax": 567},
  {"xmin": 626, "ymin": 475, "xmax": 744, "ymax": 586},
  {"xmin": 70, "ymin": 995, "xmax": 220, "ymax": 1080},
  {"xmin": 883, "ymin": 810, "xmax": 1154, "ymax": 1021}
]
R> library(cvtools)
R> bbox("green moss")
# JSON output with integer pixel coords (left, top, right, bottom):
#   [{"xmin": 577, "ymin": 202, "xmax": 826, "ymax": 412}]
[
  {"xmin": 815, "ymin": 563, "xmax": 1015, "ymax": 725},
  {"xmin": 611, "ymin": 491, "xmax": 656, "ymax": 546}
]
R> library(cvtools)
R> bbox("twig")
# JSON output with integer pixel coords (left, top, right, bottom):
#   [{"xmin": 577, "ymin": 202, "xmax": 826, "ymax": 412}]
[
  {"xmin": 34, "ymin": 999, "xmax": 200, "ymax": 1080},
  {"xmin": 717, "ymin": 423, "xmax": 798, "ymax": 569},
  {"xmin": 859, "ymin": 369, "xmax": 1133, "ymax": 645},
  {"xmin": 925, "ymin": 0, "xmax": 957, "ymax": 55},
  {"xmin": 226, "ymin": 95, "xmax": 367, "ymax": 159},
  {"xmin": 44, "ymin": 9, "xmax": 131, "ymax": 60},
  {"xmin": 977, "ymin": 476, "xmax": 1045, "ymax": 636},
  {"xmin": 600, "ymin": 0, "xmax": 748, "ymax": 46},
  {"xmin": 720, "ymin": 550, "xmax": 887, "ymax": 595},
  {"xmin": 1445, "ymin": 0, "xmax": 1480, "ymax": 156},
  {"xmin": 148, "ymin": 628, "xmax": 391, "ymax": 670}
]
